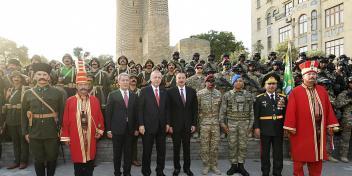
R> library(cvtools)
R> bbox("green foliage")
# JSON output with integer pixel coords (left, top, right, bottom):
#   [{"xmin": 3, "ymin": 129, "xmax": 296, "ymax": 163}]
[
  {"xmin": 307, "ymin": 50, "xmax": 325, "ymax": 58},
  {"xmin": 275, "ymin": 41, "xmax": 299, "ymax": 61},
  {"xmin": 98, "ymin": 54, "xmax": 113, "ymax": 67},
  {"xmin": 252, "ymin": 40, "xmax": 264, "ymax": 54},
  {"xmin": 0, "ymin": 37, "xmax": 30, "ymax": 65},
  {"xmin": 191, "ymin": 30, "xmax": 247, "ymax": 62}
]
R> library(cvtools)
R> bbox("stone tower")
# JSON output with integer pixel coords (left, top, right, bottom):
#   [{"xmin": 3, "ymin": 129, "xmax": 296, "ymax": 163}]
[{"xmin": 116, "ymin": 0, "xmax": 170, "ymax": 64}]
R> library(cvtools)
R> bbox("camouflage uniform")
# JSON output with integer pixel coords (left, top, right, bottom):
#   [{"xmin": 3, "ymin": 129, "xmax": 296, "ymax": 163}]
[
  {"xmin": 243, "ymin": 72, "xmax": 261, "ymax": 96},
  {"xmin": 220, "ymin": 89, "xmax": 254, "ymax": 164},
  {"xmin": 186, "ymin": 74, "xmax": 206, "ymax": 92},
  {"xmin": 197, "ymin": 88, "xmax": 222, "ymax": 167},
  {"xmin": 335, "ymin": 90, "xmax": 352, "ymax": 159},
  {"xmin": 214, "ymin": 71, "xmax": 233, "ymax": 94}
]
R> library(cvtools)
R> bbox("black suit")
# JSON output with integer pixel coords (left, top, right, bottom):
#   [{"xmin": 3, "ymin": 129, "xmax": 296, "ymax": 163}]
[
  {"xmin": 253, "ymin": 92, "xmax": 287, "ymax": 176},
  {"xmin": 167, "ymin": 86, "xmax": 198, "ymax": 171},
  {"xmin": 106, "ymin": 90, "xmax": 138, "ymax": 176},
  {"xmin": 138, "ymin": 86, "xmax": 169, "ymax": 175}
]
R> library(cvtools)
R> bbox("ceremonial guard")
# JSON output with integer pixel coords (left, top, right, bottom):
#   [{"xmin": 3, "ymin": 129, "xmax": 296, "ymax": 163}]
[
  {"xmin": 253, "ymin": 73, "xmax": 287, "ymax": 176},
  {"xmin": 88, "ymin": 58, "xmax": 109, "ymax": 112},
  {"xmin": 58, "ymin": 54, "xmax": 76, "ymax": 97},
  {"xmin": 21, "ymin": 63, "xmax": 64, "ymax": 176},
  {"xmin": 60, "ymin": 60, "xmax": 105, "ymax": 176},
  {"xmin": 284, "ymin": 60, "xmax": 339, "ymax": 176}
]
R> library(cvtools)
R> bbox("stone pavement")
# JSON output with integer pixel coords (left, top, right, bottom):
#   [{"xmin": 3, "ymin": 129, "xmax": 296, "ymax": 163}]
[{"xmin": 0, "ymin": 159, "xmax": 351, "ymax": 176}]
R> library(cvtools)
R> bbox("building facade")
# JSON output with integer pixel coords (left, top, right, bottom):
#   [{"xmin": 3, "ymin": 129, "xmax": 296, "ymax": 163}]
[
  {"xmin": 116, "ymin": 0, "xmax": 170, "ymax": 64},
  {"xmin": 251, "ymin": 0, "xmax": 352, "ymax": 58}
]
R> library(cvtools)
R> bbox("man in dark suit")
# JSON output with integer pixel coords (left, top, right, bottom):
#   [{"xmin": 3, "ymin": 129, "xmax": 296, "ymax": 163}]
[
  {"xmin": 167, "ymin": 72, "xmax": 198, "ymax": 176},
  {"xmin": 138, "ymin": 70, "xmax": 170, "ymax": 176},
  {"xmin": 106, "ymin": 73, "xmax": 139, "ymax": 176},
  {"xmin": 253, "ymin": 73, "xmax": 287, "ymax": 176}
]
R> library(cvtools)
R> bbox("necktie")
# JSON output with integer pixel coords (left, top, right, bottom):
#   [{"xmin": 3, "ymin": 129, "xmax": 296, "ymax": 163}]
[
  {"xmin": 180, "ymin": 88, "xmax": 186, "ymax": 105},
  {"xmin": 155, "ymin": 88, "xmax": 160, "ymax": 107},
  {"xmin": 270, "ymin": 94, "xmax": 275, "ymax": 105},
  {"xmin": 123, "ymin": 90, "xmax": 128, "ymax": 108}
]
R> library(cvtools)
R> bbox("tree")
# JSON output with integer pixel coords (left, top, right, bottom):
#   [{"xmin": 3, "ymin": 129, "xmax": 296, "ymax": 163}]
[
  {"xmin": 0, "ymin": 37, "xmax": 30, "ymax": 65},
  {"xmin": 98, "ymin": 54, "xmax": 113, "ymax": 67},
  {"xmin": 191, "ymin": 30, "xmax": 247, "ymax": 62},
  {"xmin": 252, "ymin": 40, "xmax": 264, "ymax": 54},
  {"xmin": 275, "ymin": 41, "xmax": 299, "ymax": 61}
]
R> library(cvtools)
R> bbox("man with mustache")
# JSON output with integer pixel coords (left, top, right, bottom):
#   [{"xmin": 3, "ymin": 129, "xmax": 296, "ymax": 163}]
[
  {"xmin": 60, "ymin": 60, "xmax": 104, "ymax": 176},
  {"xmin": 21, "ymin": 63, "xmax": 64, "ymax": 176},
  {"xmin": 138, "ymin": 59, "xmax": 154, "ymax": 88},
  {"xmin": 284, "ymin": 60, "xmax": 340, "ymax": 176},
  {"xmin": 4, "ymin": 71, "xmax": 30, "ymax": 170},
  {"xmin": 162, "ymin": 62, "xmax": 177, "ymax": 89}
]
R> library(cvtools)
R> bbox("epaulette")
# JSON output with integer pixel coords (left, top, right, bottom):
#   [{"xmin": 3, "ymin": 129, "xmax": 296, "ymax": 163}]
[
  {"xmin": 256, "ymin": 93, "xmax": 265, "ymax": 97},
  {"xmin": 278, "ymin": 93, "xmax": 286, "ymax": 97}
]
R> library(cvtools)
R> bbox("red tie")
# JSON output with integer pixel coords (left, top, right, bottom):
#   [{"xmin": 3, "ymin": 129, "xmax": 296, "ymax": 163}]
[
  {"xmin": 123, "ymin": 91, "xmax": 128, "ymax": 108},
  {"xmin": 155, "ymin": 88, "xmax": 160, "ymax": 107}
]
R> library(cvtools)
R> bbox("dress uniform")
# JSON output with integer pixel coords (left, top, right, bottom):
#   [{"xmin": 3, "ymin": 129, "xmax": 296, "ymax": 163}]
[
  {"xmin": 253, "ymin": 73, "xmax": 287, "ymax": 176},
  {"xmin": 21, "ymin": 63, "xmax": 64, "ymax": 176}
]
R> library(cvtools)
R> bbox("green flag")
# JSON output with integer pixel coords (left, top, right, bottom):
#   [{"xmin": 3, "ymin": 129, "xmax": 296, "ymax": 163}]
[{"xmin": 283, "ymin": 42, "xmax": 295, "ymax": 95}]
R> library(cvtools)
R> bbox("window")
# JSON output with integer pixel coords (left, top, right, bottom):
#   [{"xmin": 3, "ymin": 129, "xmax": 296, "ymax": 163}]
[
  {"xmin": 299, "ymin": 46, "xmax": 308, "ymax": 53},
  {"xmin": 257, "ymin": 0, "xmax": 261, "ymax": 8},
  {"xmin": 257, "ymin": 18, "xmax": 261, "ymax": 30},
  {"xmin": 325, "ymin": 4, "xmax": 344, "ymax": 28},
  {"xmin": 285, "ymin": 1, "xmax": 294, "ymax": 16},
  {"xmin": 279, "ymin": 25, "xmax": 291, "ymax": 43},
  {"xmin": 325, "ymin": 38, "xmax": 344, "ymax": 56},
  {"xmin": 297, "ymin": 0, "xmax": 307, "ymax": 4},
  {"xmin": 267, "ymin": 36, "xmax": 272, "ymax": 50},
  {"xmin": 311, "ymin": 10, "xmax": 318, "ymax": 31},
  {"xmin": 299, "ymin": 14, "xmax": 308, "ymax": 34},
  {"xmin": 312, "ymin": 44, "xmax": 318, "ymax": 50},
  {"xmin": 267, "ymin": 13, "xmax": 272, "ymax": 26}
]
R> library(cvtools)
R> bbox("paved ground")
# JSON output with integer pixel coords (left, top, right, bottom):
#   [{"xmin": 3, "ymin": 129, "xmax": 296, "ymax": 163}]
[{"xmin": 0, "ymin": 159, "xmax": 351, "ymax": 176}]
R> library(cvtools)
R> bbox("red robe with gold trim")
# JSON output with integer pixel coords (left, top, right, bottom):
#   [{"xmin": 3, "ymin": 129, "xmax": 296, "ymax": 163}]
[
  {"xmin": 60, "ymin": 95, "xmax": 105, "ymax": 163},
  {"xmin": 284, "ymin": 85, "xmax": 339, "ymax": 162}
]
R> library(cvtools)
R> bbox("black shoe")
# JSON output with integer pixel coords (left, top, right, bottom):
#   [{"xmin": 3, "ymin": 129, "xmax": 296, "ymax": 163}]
[
  {"xmin": 226, "ymin": 164, "xmax": 239, "ymax": 175},
  {"xmin": 156, "ymin": 172, "xmax": 166, "ymax": 176},
  {"xmin": 184, "ymin": 169, "xmax": 194, "ymax": 176},
  {"xmin": 238, "ymin": 163, "xmax": 249, "ymax": 176},
  {"xmin": 173, "ymin": 169, "xmax": 180, "ymax": 176}
]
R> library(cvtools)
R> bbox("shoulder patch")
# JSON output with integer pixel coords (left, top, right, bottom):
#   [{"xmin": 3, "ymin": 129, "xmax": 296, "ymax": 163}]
[{"xmin": 278, "ymin": 93, "xmax": 286, "ymax": 97}]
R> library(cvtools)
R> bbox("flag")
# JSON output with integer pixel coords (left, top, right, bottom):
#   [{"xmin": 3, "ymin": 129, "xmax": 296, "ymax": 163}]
[{"xmin": 283, "ymin": 42, "xmax": 295, "ymax": 95}]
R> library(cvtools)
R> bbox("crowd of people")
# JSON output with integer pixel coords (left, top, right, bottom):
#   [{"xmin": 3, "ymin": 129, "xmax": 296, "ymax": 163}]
[{"xmin": 0, "ymin": 50, "xmax": 350, "ymax": 176}]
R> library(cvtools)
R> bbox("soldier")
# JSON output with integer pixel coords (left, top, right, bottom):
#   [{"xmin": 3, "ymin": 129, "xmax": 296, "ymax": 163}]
[
  {"xmin": 335, "ymin": 76, "xmax": 352, "ymax": 163},
  {"xmin": 4, "ymin": 71, "xmax": 30, "ymax": 169},
  {"xmin": 188, "ymin": 53, "xmax": 200, "ymax": 68},
  {"xmin": 21, "ymin": 63, "xmax": 64, "ymax": 176},
  {"xmin": 253, "ymin": 73, "xmax": 287, "ymax": 176},
  {"xmin": 237, "ymin": 54, "xmax": 248, "ymax": 72},
  {"xmin": 88, "ymin": 58, "xmax": 110, "ymax": 111},
  {"xmin": 243, "ymin": 60, "xmax": 261, "ymax": 96},
  {"xmin": 204, "ymin": 54, "xmax": 218, "ymax": 73},
  {"xmin": 197, "ymin": 75, "xmax": 222, "ymax": 175},
  {"xmin": 214, "ymin": 59, "xmax": 233, "ymax": 90},
  {"xmin": 138, "ymin": 59, "xmax": 154, "ymax": 88},
  {"xmin": 186, "ymin": 63, "xmax": 206, "ymax": 92},
  {"xmin": 171, "ymin": 51, "xmax": 184, "ymax": 71},
  {"xmin": 162, "ymin": 61, "xmax": 177, "ymax": 89},
  {"xmin": 114, "ymin": 55, "xmax": 130, "ymax": 76},
  {"xmin": 220, "ymin": 74, "xmax": 253, "ymax": 176},
  {"xmin": 58, "ymin": 54, "xmax": 76, "ymax": 97}
]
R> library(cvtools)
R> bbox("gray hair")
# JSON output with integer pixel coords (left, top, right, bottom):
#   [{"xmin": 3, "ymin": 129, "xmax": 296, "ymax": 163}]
[{"xmin": 117, "ymin": 72, "xmax": 130, "ymax": 81}]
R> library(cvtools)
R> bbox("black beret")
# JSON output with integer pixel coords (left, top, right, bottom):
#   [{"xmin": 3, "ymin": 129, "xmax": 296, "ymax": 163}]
[{"xmin": 32, "ymin": 63, "xmax": 52, "ymax": 74}]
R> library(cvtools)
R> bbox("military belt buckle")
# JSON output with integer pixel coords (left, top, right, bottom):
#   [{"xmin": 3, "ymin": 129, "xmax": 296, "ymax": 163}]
[{"xmin": 273, "ymin": 115, "xmax": 277, "ymax": 120}]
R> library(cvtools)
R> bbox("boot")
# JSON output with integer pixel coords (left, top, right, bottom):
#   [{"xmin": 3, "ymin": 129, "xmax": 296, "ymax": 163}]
[
  {"xmin": 46, "ymin": 160, "xmax": 57, "ymax": 176},
  {"xmin": 34, "ymin": 162, "xmax": 46, "ymax": 176},
  {"xmin": 238, "ymin": 163, "xmax": 249, "ymax": 176},
  {"xmin": 340, "ymin": 156, "xmax": 349, "ymax": 163},
  {"xmin": 210, "ymin": 166, "xmax": 222, "ymax": 175},
  {"xmin": 226, "ymin": 164, "xmax": 239, "ymax": 175},
  {"xmin": 202, "ymin": 166, "xmax": 209, "ymax": 175}
]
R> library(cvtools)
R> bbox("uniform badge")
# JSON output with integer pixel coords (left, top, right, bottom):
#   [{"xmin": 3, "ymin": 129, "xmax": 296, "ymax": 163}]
[{"xmin": 262, "ymin": 101, "xmax": 267, "ymax": 107}]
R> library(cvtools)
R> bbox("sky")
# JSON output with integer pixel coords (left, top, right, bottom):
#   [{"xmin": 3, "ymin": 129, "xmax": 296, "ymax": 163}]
[{"xmin": 0, "ymin": 0, "xmax": 251, "ymax": 60}]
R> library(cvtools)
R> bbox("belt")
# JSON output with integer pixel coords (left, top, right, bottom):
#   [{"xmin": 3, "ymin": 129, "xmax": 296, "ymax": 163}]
[
  {"xmin": 260, "ymin": 115, "xmax": 283, "ymax": 120},
  {"xmin": 32, "ymin": 113, "xmax": 57, "ymax": 119},
  {"xmin": 64, "ymin": 83, "xmax": 76, "ymax": 88},
  {"xmin": 5, "ymin": 104, "xmax": 21, "ymax": 109}
]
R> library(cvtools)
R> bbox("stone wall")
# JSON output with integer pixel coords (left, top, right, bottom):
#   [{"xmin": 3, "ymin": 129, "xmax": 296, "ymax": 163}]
[{"xmin": 173, "ymin": 38, "xmax": 210, "ymax": 62}]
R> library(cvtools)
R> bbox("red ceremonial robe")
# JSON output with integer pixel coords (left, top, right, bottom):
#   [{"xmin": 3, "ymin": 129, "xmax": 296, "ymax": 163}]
[
  {"xmin": 60, "ymin": 95, "xmax": 105, "ymax": 163},
  {"xmin": 284, "ymin": 84, "xmax": 339, "ymax": 162}
]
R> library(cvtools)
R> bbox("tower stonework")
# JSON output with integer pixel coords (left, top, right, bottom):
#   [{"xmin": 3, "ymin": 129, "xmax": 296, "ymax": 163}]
[{"xmin": 116, "ymin": 0, "xmax": 170, "ymax": 64}]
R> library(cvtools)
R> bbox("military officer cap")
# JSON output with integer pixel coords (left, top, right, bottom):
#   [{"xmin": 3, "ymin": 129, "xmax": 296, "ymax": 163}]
[
  {"xmin": 117, "ymin": 55, "xmax": 128, "ymax": 65},
  {"xmin": 261, "ymin": 73, "xmax": 280, "ymax": 87},
  {"xmin": 205, "ymin": 74, "xmax": 215, "ymax": 83},
  {"xmin": 7, "ymin": 58, "xmax": 21, "ymax": 67},
  {"xmin": 32, "ymin": 63, "xmax": 52, "ymax": 74}
]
